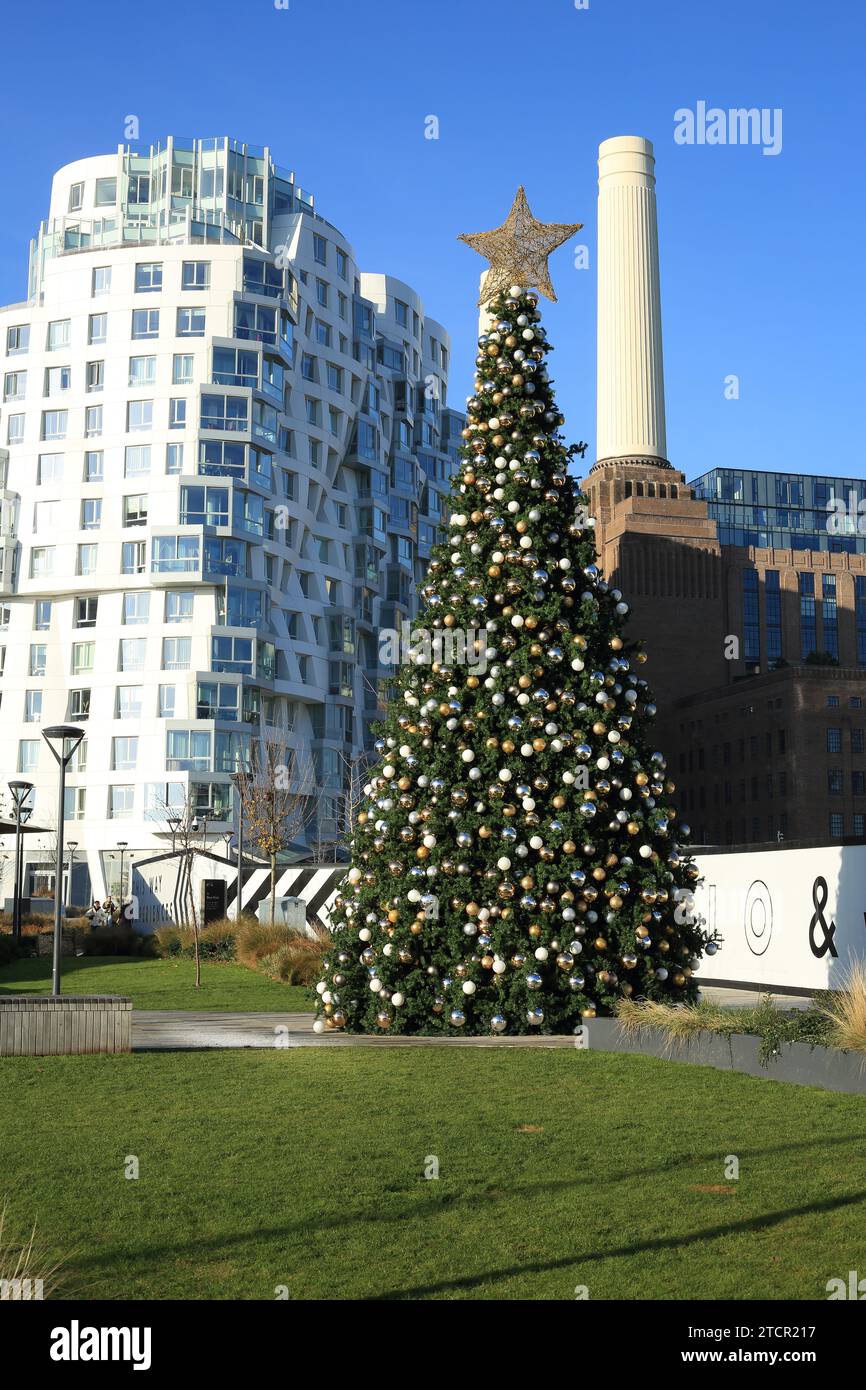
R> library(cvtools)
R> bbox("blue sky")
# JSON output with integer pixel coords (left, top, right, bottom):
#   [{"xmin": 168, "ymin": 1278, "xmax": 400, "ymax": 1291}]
[{"xmin": 2, "ymin": 0, "xmax": 863, "ymax": 481}]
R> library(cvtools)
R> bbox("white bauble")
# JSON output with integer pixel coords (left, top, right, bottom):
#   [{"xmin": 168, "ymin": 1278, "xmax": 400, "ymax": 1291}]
[
  {"xmin": 313, "ymin": 1019, "xmax": 326, "ymax": 1034},
  {"xmin": 497, "ymin": 856, "xmax": 512, "ymax": 870},
  {"xmin": 391, "ymin": 992, "xmax": 404, "ymax": 1007},
  {"xmin": 461, "ymin": 749, "xmax": 475, "ymax": 763},
  {"xmin": 639, "ymin": 844, "xmax": 653, "ymax": 859},
  {"xmin": 559, "ymin": 558, "xmax": 571, "ymax": 570},
  {"xmin": 369, "ymin": 978, "xmax": 383, "ymax": 993},
  {"xmin": 498, "ymin": 768, "xmax": 512, "ymax": 782},
  {"xmin": 359, "ymin": 927, "xmax": 372, "ymax": 942},
  {"xmin": 462, "ymin": 980, "xmax": 476, "ymax": 995},
  {"xmin": 316, "ymin": 981, "xmax": 327, "ymax": 995},
  {"xmin": 534, "ymin": 947, "xmax": 549, "ymax": 961},
  {"xmin": 322, "ymin": 991, "xmax": 332, "ymax": 1005},
  {"xmin": 492, "ymin": 957, "xmax": 507, "ymax": 975},
  {"xmin": 529, "ymin": 835, "xmax": 543, "ymax": 850}
]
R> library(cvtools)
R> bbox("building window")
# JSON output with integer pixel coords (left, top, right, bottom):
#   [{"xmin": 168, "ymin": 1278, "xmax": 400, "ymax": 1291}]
[
  {"xmin": 119, "ymin": 638, "xmax": 146, "ymax": 672},
  {"xmin": 127, "ymin": 399, "xmax": 153, "ymax": 432},
  {"xmin": 741, "ymin": 569, "xmax": 759, "ymax": 664},
  {"xmin": 84, "ymin": 451, "xmax": 104, "ymax": 482},
  {"xmin": 852, "ymin": 729, "xmax": 864, "ymax": 754},
  {"xmin": 85, "ymin": 405, "xmax": 103, "ymax": 437},
  {"xmin": 75, "ymin": 597, "xmax": 98, "ymax": 628},
  {"xmin": 112, "ymin": 737, "xmax": 139, "ymax": 772},
  {"xmin": 169, "ymin": 398, "xmax": 187, "ymax": 429},
  {"xmin": 109, "ymin": 786, "xmax": 135, "ymax": 819},
  {"xmin": 124, "ymin": 444, "xmax": 151, "ymax": 477},
  {"xmin": 46, "ymin": 320, "xmax": 71, "ymax": 351},
  {"xmin": 92, "ymin": 266, "xmax": 111, "ymax": 296},
  {"xmin": 167, "ymin": 730, "xmax": 211, "ymax": 772},
  {"xmin": 166, "ymin": 443, "xmax": 184, "ymax": 474},
  {"xmin": 316, "ymin": 279, "xmax": 329, "ymax": 307},
  {"xmin": 129, "ymin": 355, "xmax": 156, "ymax": 387},
  {"xmin": 799, "ymin": 572, "xmax": 816, "ymax": 660},
  {"xmin": 172, "ymin": 354, "xmax": 194, "ymax": 384},
  {"xmin": 34, "ymin": 600, "xmax": 52, "ymax": 631},
  {"xmin": 123, "ymin": 592, "xmax": 150, "ymax": 625},
  {"xmin": 29, "ymin": 643, "xmax": 47, "ymax": 676},
  {"xmin": 132, "ymin": 308, "xmax": 159, "ymax": 340},
  {"xmin": 77, "ymin": 544, "xmax": 98, "ymax": 576},
  {"xmin": 44, "ymin": 365, "xmax": 71, "ymax": 395},
  {"xmin": 163, "ymin": 636, "xmax": 192, "ymax": 671},
  {"xmin": 94, "ymin": 177, "xmax": 117, "ymax": 206},
  {"xmin": 41, "ymin": 410, "xmax": 68, "ymax": 441},
  {"xmin": 135, "ymin": 262, "xmax": 163, "ymax": 292},
  {"xmin": 121, "ymin": 540, "xmax": 146, "ymax": 575},
  {"xmin": 853, "ymin": 771, "xmax": 866, "ymax": 796},
  {"xmin": 856, "ymin": 578, "xmax": 866, "ymax": 665},
  {"xmin": 116, "ymin": 687, "xmax": 143, "ymax": 719},
  {"xmin": 81, "ymin": 499, "xmax": 102, "ymax": 531},
  {"xmin": 182, "ymin": 261, "xmax": 210, "ymax": 290},
  {"xmin": 828, "ymin": 769, "xmax": 843, "ymax": 796},
  {"xmin": 827, "ymin": 727, "xmax": 842, "ymax": 753},
  {"xmin": 18, "ymin": 740, "xmax": 40, "ymax": 774},
  {"xmin": 3, "ymin": 370, "xmax": 26, "ymax": 401},
  {"xmin": 177, "ymin": 307, "xmax": 206, "ymax": 337},
  {"xmin": 71, "ymin": 641, "xmax": 95, "ymax": 674},
  {"xmin": 829, "ymin": 813, "xmax": 844, "ymax": 839},
  {"xmin": 68, "ymin": 182, "xmax": 84, "ymax": 211},
  {"xmin": 88, "ymin": 314, "xmax": 107, "ymax": 345},
  {"xmin": 30, "ymin": 547, "xmax": 55, "ymax": 578},
  {"xmin": 159, "ymin": 686, "xmax": 176, "ymax": 718},
  {"xmin": 86, "ymin": 360, "xmax": 104, "ymax": 392},
  {"xmin": 165, "ymin": 591, "xmax": 194, "ymax": 623},
  {"xmin": 123, "ymin": 494, "xmax": 148, "ymax": 527},
  {"xmin": 822, "ymin": 573, "xmax": 838, "ymax": 660},
  {"xmin": 6, "ymin": 413, "xmax": 25, "ymax": 444},
  {"xmin": 69, "ymin": 689, "xmax": 91, "ymax": 722}
]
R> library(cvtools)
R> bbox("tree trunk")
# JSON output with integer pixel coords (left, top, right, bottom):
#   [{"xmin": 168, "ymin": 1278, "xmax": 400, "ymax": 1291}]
[{"xmin": 270, "ymin": 851, "xmax": 277, "ymax": 929}]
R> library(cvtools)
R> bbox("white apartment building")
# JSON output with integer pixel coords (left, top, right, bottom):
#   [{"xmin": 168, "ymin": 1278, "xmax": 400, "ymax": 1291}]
[{"xmin": 0, "ymin": 136, "xmax": 461, "ymax": 907}]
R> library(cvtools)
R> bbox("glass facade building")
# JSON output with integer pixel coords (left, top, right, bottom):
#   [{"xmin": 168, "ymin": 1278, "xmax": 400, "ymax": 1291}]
[
  {"xmin": 691, "ymin": 467, "xmax": 866, "ymax": 554},
  {"xmin": 0, "ymin": 136, "xmax": 462, "ymax": 903}
]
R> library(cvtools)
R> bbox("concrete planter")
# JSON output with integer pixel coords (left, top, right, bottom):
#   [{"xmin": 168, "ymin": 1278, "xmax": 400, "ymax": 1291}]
[
  {"xmin": 0, "ymin": 996, "xmax": 132, "ymax": 1056},
  {"xmin": 581, "ymin": 1017, "xmax": 866, "ymax": 1098}
]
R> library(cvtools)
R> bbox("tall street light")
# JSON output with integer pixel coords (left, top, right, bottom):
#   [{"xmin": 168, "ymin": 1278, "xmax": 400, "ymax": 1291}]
[
  {"xmin": 8, "ymin": 780, "xmax": 33, "ymax": 944},
  {"xmin": 166, "ymin": 814, "xmax": 181, "ymax": 854},
  {"xmin": 66, "ymin": 840, "xmax": 78, "ymax": 912},
  {"xmin": 116, "ymin": 841, "xmax": 128, "ymax": 902},
  {"xmin": 41, "ymin": 726, "xmax": 85, "ymax": 996}
]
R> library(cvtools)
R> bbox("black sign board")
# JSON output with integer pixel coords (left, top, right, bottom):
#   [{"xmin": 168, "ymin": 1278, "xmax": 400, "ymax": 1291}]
[{"xmin": 202, "ymin": 879, "xmax": 227, "ymax": 924}]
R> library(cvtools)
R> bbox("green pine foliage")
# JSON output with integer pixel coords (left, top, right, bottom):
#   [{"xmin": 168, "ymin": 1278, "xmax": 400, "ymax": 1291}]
[{"xmin": 313, "ymin": 285, "xmax": 716, "ymax": 1035}]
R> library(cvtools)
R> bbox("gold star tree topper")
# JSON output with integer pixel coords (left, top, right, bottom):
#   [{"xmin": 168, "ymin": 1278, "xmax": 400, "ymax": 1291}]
[{"xmin": 459, "ymin": 187, "xmax": 582, "ymax": 305}]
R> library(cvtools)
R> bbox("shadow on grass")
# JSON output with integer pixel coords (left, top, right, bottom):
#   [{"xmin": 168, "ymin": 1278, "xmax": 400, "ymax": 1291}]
[
  {"xmin": 60, "ymin": 1130, "xmax": 866, "ymax": 1291},
  {"xmin": 368, "ymin": 1189, "xmax": 866, "ymax": 1300},
  {"xmin": 0, "ymin": 956, "xmax": 155, "ymax": 992}
]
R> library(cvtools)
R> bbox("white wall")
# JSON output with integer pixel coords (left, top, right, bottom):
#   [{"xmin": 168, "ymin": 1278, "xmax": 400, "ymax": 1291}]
[{"xmin": 692, "ymin": 843, "xmax": 866, "ymax": 993}]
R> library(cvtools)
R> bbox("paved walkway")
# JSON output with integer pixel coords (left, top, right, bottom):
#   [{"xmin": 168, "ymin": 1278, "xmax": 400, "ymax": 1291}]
[{"xmin": 132, "ymin": 985, "xmax": 815, "ymax": 1051}]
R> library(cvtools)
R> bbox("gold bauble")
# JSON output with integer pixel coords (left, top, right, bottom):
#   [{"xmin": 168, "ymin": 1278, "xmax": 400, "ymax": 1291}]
[
  {"xmin": 443, "ymin": 614, "xmax": 455, "ymax": 628},
  {"xmin": 416, "ymin": 845, "xmax": 429, "ymax": 859},
  {"xmin": 563, "ymin": 840, "xmax": 576, "ymax": 854},
  {"xmin": 594, "ymin": 936, "xmax": 608, "ymax": 951},
  {"xmin": 592, "ymin": 721, "xmax": 606, "ymax": 735},
  {"xmin": 488, "ymin": 564, "xmax": 501, "ymax": 578},
  {"xmin": 502, "ymin": 739, "xmax": 516, "ymax": 753},
  {"xmin": 532, "ymin": 738, "xmax": 546, "ymax": 752},
  {"xmin": 592, "ymin": 867, "xmax": 605, "ymax": 881},
  {"xmin": 609, "ymin": 636, "xmax": 623, "ymax": 650}
]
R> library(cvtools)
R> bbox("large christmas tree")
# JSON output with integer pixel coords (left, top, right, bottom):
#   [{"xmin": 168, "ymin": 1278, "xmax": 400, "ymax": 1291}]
[{"xmin": 313, "ymin": 189, "xmax": 715, "ymax": 1036}]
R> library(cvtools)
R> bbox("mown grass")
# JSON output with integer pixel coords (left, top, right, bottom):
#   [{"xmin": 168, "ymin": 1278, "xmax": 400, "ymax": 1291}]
[
  {"xmin": 0, "ymin": 956, "xmax": 312, "ymax": 1014},
  {"xmin": 1, "ymin": 1048, "xmax": 865, "ymax": 1300}
]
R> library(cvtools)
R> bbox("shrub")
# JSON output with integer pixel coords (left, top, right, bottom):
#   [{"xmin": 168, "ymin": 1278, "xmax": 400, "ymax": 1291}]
[
  {"xmin": 154, "ymin": 917, "xmax": 238, "ymax": 961},
  {"xmin": 257, "ymin": 933, "xmax": 329, "ymax": 986},
  {"xmin": 0, "ymin": 1200, "xmax": 65, "ymax": 1300},
  {"xmin": 81, "ymin": 926, "xmax": 158, "ymax": 958},
  {"xmin": 816, "ymin": 963, "xmax": 866, "ymax": 1054}
]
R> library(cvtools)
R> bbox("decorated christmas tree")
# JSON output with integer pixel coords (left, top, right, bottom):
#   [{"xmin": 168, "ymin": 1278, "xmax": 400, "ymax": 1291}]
[{"xmin": 313, "ymin": 189, "xmax": 716, "ymax": 1036}]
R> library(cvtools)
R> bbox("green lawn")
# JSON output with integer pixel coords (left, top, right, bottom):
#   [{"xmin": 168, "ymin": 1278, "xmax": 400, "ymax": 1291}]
[
  {"xmin": 2, "ymin": 1048, "xmax": 865, "ymax": 1300},
  {"xmin": 0, "ymin": 956, "xmax": 312, "ymax": 1013}
]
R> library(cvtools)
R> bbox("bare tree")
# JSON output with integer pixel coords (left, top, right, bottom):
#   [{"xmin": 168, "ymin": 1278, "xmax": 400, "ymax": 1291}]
[
  {"xmin": 154, "ymin": 792, "xmax": 212, "ymax": 988},
  {"xmin": 307, "ymin": 748, "xmax": 373, "ymax": 863},
  {"xmin": 235, "ymin": 736, "xmax": 317, "ymax": 927}
]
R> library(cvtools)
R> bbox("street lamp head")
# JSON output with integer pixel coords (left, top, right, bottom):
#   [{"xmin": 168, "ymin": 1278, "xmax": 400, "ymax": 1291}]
[
  {"xmin": 42, "ymin": 724, "xmax": 86, "ymax": 767},
  {"xmin": 8, "ymin": 779, "xmax": 34, "ymax": 809},
  {"xmin": 116, "ymin": 841, "xmax": 128, "ymax": 850},
  {"xmin": 67, "ymin": 840, "xmax": 78, "ymax": 852}
]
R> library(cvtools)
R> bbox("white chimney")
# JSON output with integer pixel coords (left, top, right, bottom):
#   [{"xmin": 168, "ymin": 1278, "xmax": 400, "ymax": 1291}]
[{"xmin": 596, "ymin": 136, "xmax": 668, "ymax": 465}]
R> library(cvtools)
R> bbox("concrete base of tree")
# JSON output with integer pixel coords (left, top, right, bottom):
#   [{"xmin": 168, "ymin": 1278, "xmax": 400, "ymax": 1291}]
[
  {"xmin": 581, "ymin": 1017, "xmax": 866, "ymax": 1097},
  {"xmin": 0, "ymin": 996, "xmax": 132, "ymax": 1056}
]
